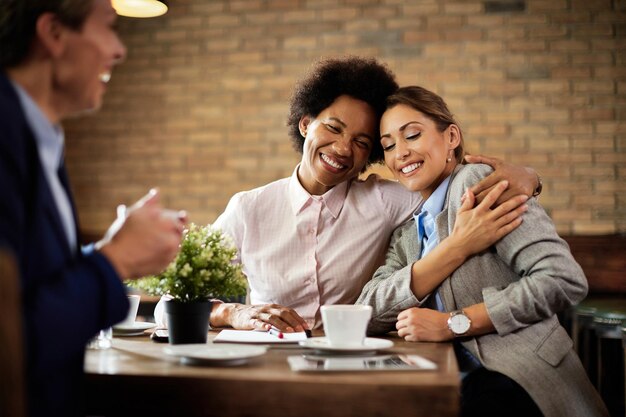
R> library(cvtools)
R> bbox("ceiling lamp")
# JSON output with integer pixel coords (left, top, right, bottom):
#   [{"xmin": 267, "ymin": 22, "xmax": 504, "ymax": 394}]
[{"xmin": 112, "ymin": 0, "xmax": 168, "ymax": 18}]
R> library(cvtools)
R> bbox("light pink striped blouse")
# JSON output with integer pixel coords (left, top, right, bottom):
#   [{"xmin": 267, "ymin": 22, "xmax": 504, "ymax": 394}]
[{"xmin": 213, "ymin": 167, "xmax": 422, "ymax": 329}]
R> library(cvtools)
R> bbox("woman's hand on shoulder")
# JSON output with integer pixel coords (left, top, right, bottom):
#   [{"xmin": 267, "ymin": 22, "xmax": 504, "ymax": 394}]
[
  {"xmin": 450, "ymin": 181, "xmax": 528, "ymax": 259},
  {"xmin": 465, "ymin": 154, "xmax": 539, "ymax": 206}
]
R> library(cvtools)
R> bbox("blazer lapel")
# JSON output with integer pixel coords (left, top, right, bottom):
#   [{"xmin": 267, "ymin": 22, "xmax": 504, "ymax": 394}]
[
  {"xmin": 434, "ymin": 165, "xmax": 465, "ymax": 311},
  {"xmin": 434, "ymin": 212, "xmax": 456, "ymax": 311},
  {"xmin": 37, "ymin": 169, "xmax": 74, "ymax": 259}
]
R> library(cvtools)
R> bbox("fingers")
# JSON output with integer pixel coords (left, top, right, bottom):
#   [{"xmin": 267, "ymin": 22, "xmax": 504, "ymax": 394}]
[
  {"xmin": 469, "ymin": 173, "xmax": 502, "ymax": 198},
  {"xmin": 491, "ymin": 194, "xmax": 528, "ymax": 221},
  {"xmin": 131, "ymin": 188, "xmax": 160, "ymax": 211},
  {"xmin": 475, "ymin": 180, "xmax": 508, "ymax": 210},
  {"xmin": 458, "ymin": 188, "xmax": 475, "ymax": 212},
  {"xmin": 464, "ymin": 154, "xmax": 503, "ymax": 168},
  {"xmin": 251, "ymin": 305, "xmax": 308, "ymax": 332}
]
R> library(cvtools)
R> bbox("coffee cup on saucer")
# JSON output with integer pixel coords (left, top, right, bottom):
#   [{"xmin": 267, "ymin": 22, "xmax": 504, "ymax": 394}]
[{"xmin": 321, "ymin": 304, "xmax": 372, "ymax": 348}]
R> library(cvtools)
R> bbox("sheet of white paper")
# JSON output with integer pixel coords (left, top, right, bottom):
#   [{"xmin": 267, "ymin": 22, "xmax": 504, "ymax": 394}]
[{"xmin": 213, "ymin": 329, "xmax": 308, "ymax": 344}]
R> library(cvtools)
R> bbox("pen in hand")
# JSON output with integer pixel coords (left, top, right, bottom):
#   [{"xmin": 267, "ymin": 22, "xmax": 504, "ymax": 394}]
[{"xmin": 268, "ymin": 326, "xmax": 284, "ymax": 339}]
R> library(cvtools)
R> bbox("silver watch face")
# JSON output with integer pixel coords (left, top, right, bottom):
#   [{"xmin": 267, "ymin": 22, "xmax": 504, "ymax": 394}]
[{"xmin": 449, "ymin": 313, "xmax": 471, "ymax": 334}]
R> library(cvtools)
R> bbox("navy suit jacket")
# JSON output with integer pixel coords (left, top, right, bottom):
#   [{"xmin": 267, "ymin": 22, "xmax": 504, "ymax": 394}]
[{"xmin": 0, "ymin": 72, "xmax": 128, "ymax": 417}]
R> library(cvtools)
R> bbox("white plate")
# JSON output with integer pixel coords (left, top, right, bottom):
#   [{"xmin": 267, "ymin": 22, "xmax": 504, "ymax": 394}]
[
  {"xmin": 112, "ymin": 321, "xmax": 156, "ymax": 336},
  {"xmin": 163, "ymin": 343, "xmax": 268, "ymax": 366},
  {"xmin": 299, "ymin": 337, "xmax": 394, "ymax": 354}
]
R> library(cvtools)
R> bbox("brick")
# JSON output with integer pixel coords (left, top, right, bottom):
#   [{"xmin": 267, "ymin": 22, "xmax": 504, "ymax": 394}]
[
  {"xmin": 572, "ymin": 221, "xmax": 617, "ymax": 236},
  {"xmin": 528, "ymin": 25, "xmax": 568, "ymax": 39},
  {"xmin": 553, "ymin": 125, "xmax": 593, "ymax": 135},
  {"xmin": 426, "ymin": 15, "xmax": 464, "ymax": 27},
  {"xmin": 508, "ymin": 40, "xmax": 547, "ymax": 52},
  {"xmin": 228, "ymin": 0, "xmax": 263, "ymax": 12},
  {"xmin": 510, "ymin": 122, "xmax": 548, "ymax": 136},
  {"xmin": 422, "ymin": 43, "xmax": 464, "ymax": 56},
  {"xmin": 571, "ymin": 0, "xmax": 612, "ymax": 10},
  {"xmin": 573, "ymin": 165, "xmax": 616, "ymax": 177},
  {"xmin": 207, "ymin": 14, "xmax": 241, "ymax": 27},
  {"xmin": 550, "ymin": 40, "xmax": 591, "ymax": 52},
  {"xmin": 571, "ymin": 108, "xmax": 615, "ymax": 121},
  {"xmin": 445, "ymin": 29, "xmax": 486, "ymax": 42},
  {"xmin": 444, "ymin": 2, "xmax": 483, "ymax": 14},
  {"xmin": 552, "ymin": 153, "xmax": 593, "ymax": 164},
  {"xmin": 467, "ymin": 14, "xmax": 504, "ymax": 26},
  {"xmin": 485, "ymin": 110, "xmax": 525, "ymax": 123},
  {"xmin": 573, "ymin": 81, "xmax": 616, "ymax": 94},
  {"xmin": 551, "ymin": 67, "xmax": 592, "ymax": 79},
  {"xmin": 465, "ymin": 41, "xmax": 503, "ymax": 54},
  {"xmin": 529, "ymin": 137, "xmax": 570, "ymax": 149},
  {"xmin": 345, "ymin": 20, "xmax": 382, "ymax": 32},
  {"xmin": 550, "ymin": 12, "xmax": 592, "ymax": 24},
  {"xmin": 572, "ymin": 138, "xmax": 616, "ymax": 150},
  {"xmin": 320, "ymin": 7, "xmax": 359, "ymax": 21},
  {"xmin": 283, "ymin": 10, "xmax": 316, "ymax": 22},
  {"xmin": 596, "ymin": 122, "xmax": 626, "ymax": 134},
  {"xmin": 487, "ymin": 27, "xmax": 525, "ymax": 40},
  {"xmin": 154, "ymin": 30, "xmax": 186, "ymax": 42},
  {"xmin": 528, "ymin": 80, "xmax": 569, "ymax": 94},
  {"xmin": 404, "ymin": 30, "xmax": 442, "ymax": 43}
]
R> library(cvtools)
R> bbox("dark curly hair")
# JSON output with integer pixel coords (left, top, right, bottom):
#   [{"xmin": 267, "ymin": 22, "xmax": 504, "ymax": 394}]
[
  {"xmin": 0, "ymin": 0, "xmax": 93, "ymax": 69},
  {"xmin": 287, "ymin": 56, "xmax": 398, "ymax": 165}
]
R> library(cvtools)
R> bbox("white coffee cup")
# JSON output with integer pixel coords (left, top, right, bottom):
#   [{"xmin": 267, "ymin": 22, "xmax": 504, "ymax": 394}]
[
  {"xmin": 321, "ymin": 304, "xmax": 372, "ymax": 348},
  {"xmin": 118, "ymin": 294, "xmax": 141, "ymax": 326}
]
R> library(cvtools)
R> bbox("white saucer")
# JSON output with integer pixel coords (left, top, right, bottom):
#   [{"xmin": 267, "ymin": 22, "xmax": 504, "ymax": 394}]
[
  {"xmin": 113, "ymin": 321, "xmax": 156, "ymax": 336},
  {"xmin": 164, "ymin": 343, "xmax": 268, "ymax": 366},
  {"xmin": 299, "ymin": 337, "xmax": 394, "ymax": 354}
]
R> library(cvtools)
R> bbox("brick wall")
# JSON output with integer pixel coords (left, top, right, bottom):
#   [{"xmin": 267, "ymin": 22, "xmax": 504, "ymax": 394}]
[{"xmin": 65, "ymin": 0, "xmax": 626, "ymax": 236}]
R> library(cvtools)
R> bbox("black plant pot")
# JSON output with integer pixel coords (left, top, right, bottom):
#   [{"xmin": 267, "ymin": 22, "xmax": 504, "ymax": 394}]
[{"xmin": 164, "ymin": 300, "xmax": 212, "ymax": 344}]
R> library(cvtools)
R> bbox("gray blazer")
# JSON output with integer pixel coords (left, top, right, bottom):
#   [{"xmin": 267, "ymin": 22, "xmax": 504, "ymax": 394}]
[{"xmin": 357, "ymin": 164, "xmax": 608, "ymax": 417}]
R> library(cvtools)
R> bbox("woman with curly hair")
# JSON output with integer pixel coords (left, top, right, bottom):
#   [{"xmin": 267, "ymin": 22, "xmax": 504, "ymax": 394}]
[{"xmin": 157, "ymin": 56, "xmax": 540, "ymax": 332}]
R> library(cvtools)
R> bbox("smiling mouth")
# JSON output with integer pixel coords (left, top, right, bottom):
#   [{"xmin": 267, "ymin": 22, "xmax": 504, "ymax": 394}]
[
  {"xmin": 401, "ymin": 162, "xmax": 423, "ymax": 174},
  {"xmin": 320, "ymin": 153, "xmax": 346, "ymax": 170}
]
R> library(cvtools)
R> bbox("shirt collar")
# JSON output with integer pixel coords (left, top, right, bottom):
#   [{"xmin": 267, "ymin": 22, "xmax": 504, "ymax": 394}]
[
  {"xmin": 288, "ymin": 164, "xmax": 349, "ymax": 219},
  {"xmin": 9, "ymin": 79, "xmax": 65, "ymax": 170},
  {"xmin": 413, "ymin": 175, "xmax": 452, "ymax": 222}
]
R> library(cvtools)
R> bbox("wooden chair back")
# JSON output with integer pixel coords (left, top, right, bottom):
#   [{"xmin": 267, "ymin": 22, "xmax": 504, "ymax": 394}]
[{"xmin": 0, "ymin": 247, "xmax": 25, "ymax": 417}]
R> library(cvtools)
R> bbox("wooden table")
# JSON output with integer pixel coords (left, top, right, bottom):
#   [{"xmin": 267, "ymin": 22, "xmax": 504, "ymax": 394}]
[{"xmin": 84, "ymin": 331, "xmax": 460, "ymax": 417}]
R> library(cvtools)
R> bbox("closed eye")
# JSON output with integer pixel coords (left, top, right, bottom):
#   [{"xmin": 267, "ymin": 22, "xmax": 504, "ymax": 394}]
[
  {"xmin": 325, "ymin": 124, "xmax": 340, "ymax": 133},
  {"xmin": 382, "ymin": 142, "xmax": 395, "ymax": 152},
  {"xmin": 406, "ymin": 132, "xmax": 421, "ymax": 141},
  {"xmin": 354, "ymin": 138, "xmax": 372, "ymax": 150}
]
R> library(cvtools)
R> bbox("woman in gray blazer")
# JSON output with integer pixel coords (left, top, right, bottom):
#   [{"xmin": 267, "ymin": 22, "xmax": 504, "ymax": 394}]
[{"xmin": 357, "ymin": 86, "xmax": 608, "ymax": 417}]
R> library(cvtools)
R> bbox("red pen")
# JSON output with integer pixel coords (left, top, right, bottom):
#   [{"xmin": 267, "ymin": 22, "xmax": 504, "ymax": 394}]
[{"xmin": 268, "ymin": 326, "xmax": 284, "ymax": 339}]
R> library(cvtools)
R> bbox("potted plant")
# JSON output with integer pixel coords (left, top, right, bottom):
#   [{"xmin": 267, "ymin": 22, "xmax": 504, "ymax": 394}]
[{"xmin": 131, "ymin": 223, "xmax": 247, "ymax": 344}]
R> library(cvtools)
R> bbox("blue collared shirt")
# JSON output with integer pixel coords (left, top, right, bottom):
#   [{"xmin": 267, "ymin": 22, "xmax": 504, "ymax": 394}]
[
  {"xmin": 413, "ymin": 176, "xmax": 480, "ymax": 374},
  {"xmin": 413, "ymin": 176, "xmax": 451, "ymax": 311},
  {"xmin": 10, "ymin": 80, "xmax": 77, "ymax": 252}
]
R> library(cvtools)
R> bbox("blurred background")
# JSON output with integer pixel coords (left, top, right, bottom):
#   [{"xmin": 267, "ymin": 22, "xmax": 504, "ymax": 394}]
[{"xmin": 64, "ymin": 0, "xmax": 625, "ymax": 236}]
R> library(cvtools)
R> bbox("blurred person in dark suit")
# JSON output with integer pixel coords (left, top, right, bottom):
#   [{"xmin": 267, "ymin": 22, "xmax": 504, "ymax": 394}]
[{"xmin": 0, "ymin": 1, "xmax": 185, "ymax": 416}]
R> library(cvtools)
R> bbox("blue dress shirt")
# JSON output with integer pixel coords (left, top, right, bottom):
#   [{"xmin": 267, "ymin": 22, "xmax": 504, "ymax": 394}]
[{"xmin": 413, "ymin": 176, "xmax": 481, "ymax": 374}]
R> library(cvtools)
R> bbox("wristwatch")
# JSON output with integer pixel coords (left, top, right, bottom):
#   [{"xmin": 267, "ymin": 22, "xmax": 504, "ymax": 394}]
[{"xmin": 447, "ymin": 310, "xmax": 471, "ymax": 336}]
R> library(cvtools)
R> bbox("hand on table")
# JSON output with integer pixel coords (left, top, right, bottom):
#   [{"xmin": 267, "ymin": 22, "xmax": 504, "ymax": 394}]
[
  {"xmin": 98, "ymin": 189, "xmax": 187, "ymax": 280},
  {"xmin": 396, "ymin": 307, "xmax": 452, "ymax": 342},
  {"xmin": 225, "ymin": 303, "xmax": 309, "ymax": 333}
]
